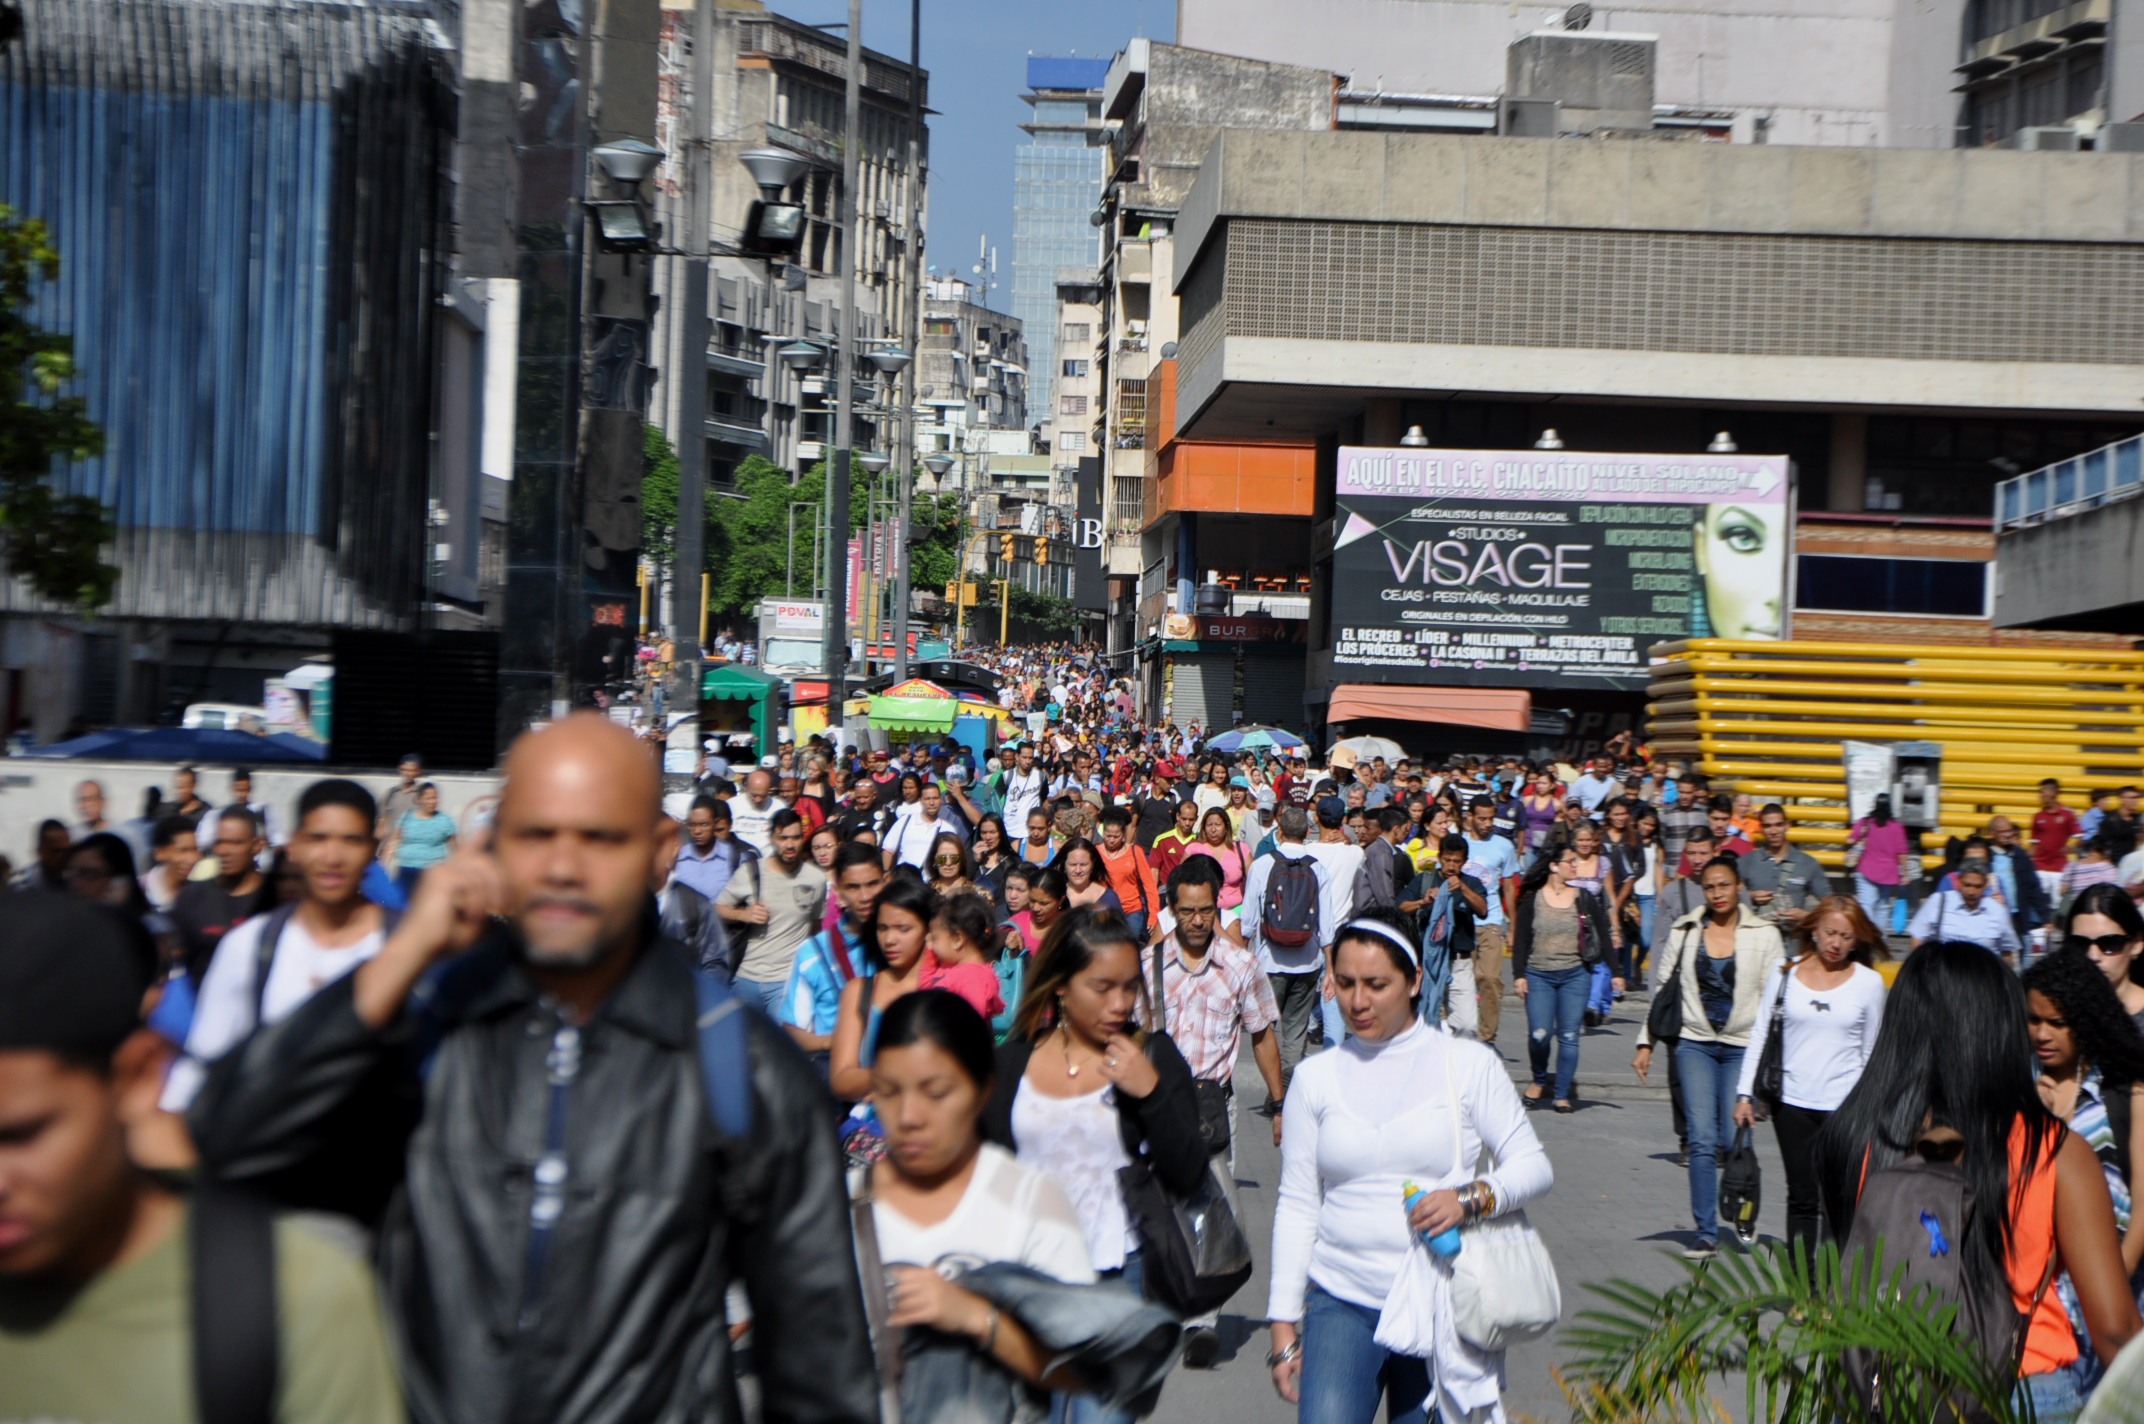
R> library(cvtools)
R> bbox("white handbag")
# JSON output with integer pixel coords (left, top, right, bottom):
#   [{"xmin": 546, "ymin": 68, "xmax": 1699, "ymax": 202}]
[{"xmin": 1444, "ymin": 1038, "xmax": 1562, "ymax": 1351}]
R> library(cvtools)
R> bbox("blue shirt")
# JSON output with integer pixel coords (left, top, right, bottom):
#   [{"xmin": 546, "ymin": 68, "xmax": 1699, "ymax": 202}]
[
  {"xmin": 673, "ymin": 838, "xmax": 750, "ymax": 903},
  {"xmin": 1462, "ymin": 834, "xmax": 1519, "ymax": 927},
  {"xmin": 778, "ymin": 920, "xmax": 870, "ymax": 1035},
  {"xmin": 397, "ymin": 810, "xmax": 457, "ymax": 869}
]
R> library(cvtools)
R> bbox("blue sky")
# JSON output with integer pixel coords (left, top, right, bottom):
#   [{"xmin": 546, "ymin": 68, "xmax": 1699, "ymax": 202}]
[{"xmin": 772, "ymin": 0, "xmax": 1175, "ymax": 309}]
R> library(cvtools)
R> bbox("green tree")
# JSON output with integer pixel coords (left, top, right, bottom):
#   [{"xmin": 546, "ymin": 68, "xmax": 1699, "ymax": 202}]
[
  {"xmin": 1563, "ymin": 1239, "xmax": 2028, "ymax": 1424},
  {"xmin": 641, "ymin": 422, "xmax": 681, "ymax": 563},
  {"xmin": 0, "ymin": 205, "xmax": 114, "ymax": 609},
  {"xmin": 705, "ymin": 454, "xmax": 861, "ymax": 616},
  {"xmin": 969, "ymin": 583, "xmax": 1079, "ymax": 643}
]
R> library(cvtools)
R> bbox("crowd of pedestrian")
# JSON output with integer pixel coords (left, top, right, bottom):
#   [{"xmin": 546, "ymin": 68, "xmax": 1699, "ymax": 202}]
[{"xmin": 11, "ymin": 648, "xmax": 2144, "ymax": 1423}]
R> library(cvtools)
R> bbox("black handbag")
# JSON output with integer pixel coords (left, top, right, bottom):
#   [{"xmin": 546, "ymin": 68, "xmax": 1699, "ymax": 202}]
[
  {"xmin": 1120, "ymin": 948, "xmax": 1253, "ymax": 1317},
  {"xmin": 1646, "ymin": 924, "xmax": 1693, "ymax": 1045},
  {"xmin": 1191, "ymin": 1079, "xmax": 1232, "ymax": 1156},
  {"xmin": 1751, "ymin": 964, "xmax": 1790, "ymax": 1109},
  {"xmin": 1719, "ymin": 1126, "xmax": 1762, "ymax": 1245}
]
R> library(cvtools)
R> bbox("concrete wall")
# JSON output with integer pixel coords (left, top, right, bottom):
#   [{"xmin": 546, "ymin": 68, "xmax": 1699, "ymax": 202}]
[
  {"xmin": 1174, "ymin": 131, "xmax": 2144, "ymax": 266},
  {"xmin": 1127, "ymin": 45, "xmax": 1338, "ymax": 208},
  {"xmin": 1995, "ymin": 498, "xmax": 2144, "ymax": 628},
  {"xmin": 0, "ymin": 763, "xmax": 501, "ymax": 872},
  {"xmin": 1176, "ymin": 0, "xmax": 1955, "ymax": 147}
]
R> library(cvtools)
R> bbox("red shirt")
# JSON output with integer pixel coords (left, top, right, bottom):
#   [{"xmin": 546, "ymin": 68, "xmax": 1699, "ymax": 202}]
[{"xmin": 2031, "ymin": 807, "xmax": 2080, "ymax": 873}]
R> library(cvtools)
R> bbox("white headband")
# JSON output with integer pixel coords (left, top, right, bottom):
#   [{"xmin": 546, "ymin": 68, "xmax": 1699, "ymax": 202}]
[{"xmin": 1338, "ymin": 917, "xmax": 1421, "ymax": 971}]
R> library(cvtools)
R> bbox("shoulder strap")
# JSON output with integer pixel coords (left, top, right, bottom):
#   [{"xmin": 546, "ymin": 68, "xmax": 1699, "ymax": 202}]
[
  {"xmin": 191, "ymin": 1187, "xmax": 278, "ymax": 1424},
  {"xmin": 692, "ymin": 969, "xmax": 753, "ymax": 1140},
  {"xmin": 250, "ymin": 903, "xmax": 300, "ymax": 1026}
]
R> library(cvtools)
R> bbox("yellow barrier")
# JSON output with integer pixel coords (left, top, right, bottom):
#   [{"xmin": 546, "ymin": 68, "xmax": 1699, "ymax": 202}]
[{"xmin": 1647, "ymin": 639, "xmax": 2144, "ymax": 865}]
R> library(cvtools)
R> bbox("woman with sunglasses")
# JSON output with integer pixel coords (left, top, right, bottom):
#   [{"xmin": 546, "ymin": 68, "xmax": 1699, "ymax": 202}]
[
  {"xmin": 2065, "ymin": 885, "xmax": 2144, "ymax": 1033},
  {"xmin": 927, "ymin": 831, "xmax": 981, "ymax": 902}
]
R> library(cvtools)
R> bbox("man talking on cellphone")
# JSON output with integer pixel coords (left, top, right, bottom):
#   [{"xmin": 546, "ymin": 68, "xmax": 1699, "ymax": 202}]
[{"xmin": 187, "ymin": 714, "xmax": 876, "ymax": 1424}]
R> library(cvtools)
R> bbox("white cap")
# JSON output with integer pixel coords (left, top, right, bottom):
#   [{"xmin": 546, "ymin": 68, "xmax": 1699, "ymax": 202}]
[{"xmin": 759, "ymin": 754, "xmax": 780, "ymax": 770}]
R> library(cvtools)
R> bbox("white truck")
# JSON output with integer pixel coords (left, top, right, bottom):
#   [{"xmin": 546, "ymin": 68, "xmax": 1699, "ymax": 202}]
[{"xmin": 756, "ymin": 597, "xmax": 827, "ymax": 677}]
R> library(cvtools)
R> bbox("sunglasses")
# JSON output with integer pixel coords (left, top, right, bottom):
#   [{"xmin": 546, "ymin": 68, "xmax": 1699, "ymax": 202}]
[{"xmin": 2067, "ymin": 933, "xmax": 2135, "ymax": 957}]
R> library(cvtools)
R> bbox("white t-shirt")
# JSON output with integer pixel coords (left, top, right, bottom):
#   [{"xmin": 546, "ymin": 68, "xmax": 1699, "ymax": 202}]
[
  {"xmin": 869, "ymin": 1143, "xmax": 1097, "ymax": 1285},
  {"xmin": 1733, "ymin": 962, "xmax": 1887, "ymax": 1112},
  {"xmin": 1303, "ymin": 840, "xmax": 1367, "ymax": 924},
  {"xmin": 729, "ymin": 795, "xmax": 789, "ymax": 856},
  {"xmin": 1011, "ymin": 1082, "xmax": 1135, "ymax": 1273},
  {"xmin": 160, "ymin": 911, "xmax": 386, "ymax": 1111}
]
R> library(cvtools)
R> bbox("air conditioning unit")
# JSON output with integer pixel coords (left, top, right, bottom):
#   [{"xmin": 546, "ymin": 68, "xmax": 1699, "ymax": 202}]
[
  {"xmin": 2006, "ymin": 125, "xmax": 2082, "ymax": 150},
  {"xmin": 2098, "ymin": 122, "xmax": 2144, "ymax": 152}
]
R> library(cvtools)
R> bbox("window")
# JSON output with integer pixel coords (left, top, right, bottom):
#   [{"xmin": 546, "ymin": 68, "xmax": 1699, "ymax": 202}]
[
  {"xmin": 1060, "ymin": 395, "xmax": 1087, "ymax": 416},
  {"xmin": 1794, "ymin": 555, "xmax": 1989, "ymax": 618},
  {"xmin": 1062, "ymin": 322, "xmax": 1090, "ymax": 344},
  {"xmin": 924, "ymin": 317, "xmax": 955, "ymax": 336},
  {"xmin": 1059, "ymin": 431, "xmax": 1085, "ymax": 452},
  {"xmin": 1062, "ymin": 359, "xmax": 1088, "ymax": 378}
]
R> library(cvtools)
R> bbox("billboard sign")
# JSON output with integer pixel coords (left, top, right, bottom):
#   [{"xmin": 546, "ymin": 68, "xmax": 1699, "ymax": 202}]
[{"xmin": 1330, "ymin": 446, "xmax": 1791, "ymax": 690}]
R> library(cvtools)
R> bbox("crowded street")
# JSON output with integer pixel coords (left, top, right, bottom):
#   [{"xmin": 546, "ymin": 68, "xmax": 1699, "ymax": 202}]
[{"xmin": 10, "ymin": 0, "xmax": 2144, "ymax": 1421}]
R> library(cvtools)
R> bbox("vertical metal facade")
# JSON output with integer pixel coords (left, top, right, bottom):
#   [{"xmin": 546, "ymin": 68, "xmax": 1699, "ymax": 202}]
[{"xmin": 0, "ymin": 0, "xmax": 451, "ymax": 627}]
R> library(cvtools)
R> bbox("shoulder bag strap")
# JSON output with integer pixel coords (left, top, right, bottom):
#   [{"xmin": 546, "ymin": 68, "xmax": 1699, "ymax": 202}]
[
  {"xmin": 846, "ymin": 1170, "xmax": 906, "ymax": 1424},
  {"xmin": 191, "ymin": 1187, "xmax": 279, "ymax": 1424},
  {"xmin": 251, "ymin": 903, "xmax": 300, "ymax": 1028}
]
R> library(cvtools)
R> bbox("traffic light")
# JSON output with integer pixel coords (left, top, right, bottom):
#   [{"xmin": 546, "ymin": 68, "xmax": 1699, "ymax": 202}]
[
  {"xmin": 1035, "ymin": 536, "xmax": 1051, "ymax": 565},
  {"xmin": 943, "ymin": 581, "xmax": 958, "ymax": 602},
  {"xmin": 999, "ymin": 533, "xmax": 1015, "ymax": 564}
]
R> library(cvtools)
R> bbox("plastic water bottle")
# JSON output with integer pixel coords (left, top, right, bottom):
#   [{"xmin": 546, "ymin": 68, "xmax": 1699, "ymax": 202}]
[{"xmin": 1402, "ymin": 1179, "xmax": 1463, "ymax": 1258}]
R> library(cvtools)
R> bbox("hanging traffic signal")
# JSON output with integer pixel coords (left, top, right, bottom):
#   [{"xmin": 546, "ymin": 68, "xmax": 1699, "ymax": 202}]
[{"xmin": 1000, "ymin": 533, "xmax": 1015, "ymax": 564}]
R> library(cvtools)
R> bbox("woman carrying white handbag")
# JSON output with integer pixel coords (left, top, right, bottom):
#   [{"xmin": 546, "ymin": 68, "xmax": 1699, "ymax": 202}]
[{"xmin": 1266, "ymin": 910, "xmax": 1557, "ymax": 1424}]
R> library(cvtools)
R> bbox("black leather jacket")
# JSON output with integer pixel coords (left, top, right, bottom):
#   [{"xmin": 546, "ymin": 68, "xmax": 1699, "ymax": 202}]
[{"xmin": 188, "ymin": 930, "xmax": 878, "ymax": 1424}]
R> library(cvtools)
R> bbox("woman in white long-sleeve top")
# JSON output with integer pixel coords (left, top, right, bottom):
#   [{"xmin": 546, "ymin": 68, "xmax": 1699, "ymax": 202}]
[{"xmin": 1265, "ymin": 909, "xmax": 1554, "ymax": 1424}]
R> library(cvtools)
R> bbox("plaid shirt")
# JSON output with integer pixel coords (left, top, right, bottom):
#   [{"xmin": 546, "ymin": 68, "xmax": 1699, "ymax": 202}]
[{"xmin": 1139, "ymin": 935, "xmax": 1278, "ymax": 1084}]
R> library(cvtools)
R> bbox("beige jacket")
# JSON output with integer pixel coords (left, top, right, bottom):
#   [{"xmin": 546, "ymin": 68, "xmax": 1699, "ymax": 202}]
[{"xmin": 1640, "ymin": 907, "xmax": 1786, "ymax": 1048}]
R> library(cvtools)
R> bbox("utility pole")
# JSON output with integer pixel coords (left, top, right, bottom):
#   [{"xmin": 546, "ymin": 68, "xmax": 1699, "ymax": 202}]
[
  {"xmin": 824, "ymin": 0, "xmax": 862, "ymax": 716},
  {"xmin": 892, "ymin": 0, "xmax": 924, "ymax": 679},
  {"xmin": 669, "ymin": 0, "xmax": 716, "ymax": 712}
]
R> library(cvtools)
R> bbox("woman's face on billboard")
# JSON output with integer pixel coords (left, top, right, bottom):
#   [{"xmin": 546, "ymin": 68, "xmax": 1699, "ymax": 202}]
[{"xmin": 1695, "ymin": 502, "xmax": 1783, "ymax": 639}]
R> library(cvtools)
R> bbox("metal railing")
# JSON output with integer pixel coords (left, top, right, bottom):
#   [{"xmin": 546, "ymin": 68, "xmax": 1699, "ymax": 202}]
[{"xmin": 1994, "ymin": 433, "xmax": 2144, "ymax": 532}]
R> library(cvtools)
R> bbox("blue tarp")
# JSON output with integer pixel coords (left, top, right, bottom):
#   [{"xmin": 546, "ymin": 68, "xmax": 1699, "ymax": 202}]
[{"xmin": 27, "ymin": 727, "xmax": 327, "ymax": 764}]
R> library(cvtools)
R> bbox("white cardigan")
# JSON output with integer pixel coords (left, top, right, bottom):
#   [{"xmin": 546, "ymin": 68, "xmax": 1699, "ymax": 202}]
[
  {"xmin": 1267, "ymin": 1021, "xmax": 1553, "ymax": 1321},
  {"xmin": 1641, "ymin": 908, "xmax": 1786, "ymax": 1049}
]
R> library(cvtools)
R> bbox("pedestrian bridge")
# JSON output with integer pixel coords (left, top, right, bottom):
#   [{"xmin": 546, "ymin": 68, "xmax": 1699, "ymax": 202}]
[{"xmin": 1993, "ymin": 434, "xmax": 2144, "ymax": 633}]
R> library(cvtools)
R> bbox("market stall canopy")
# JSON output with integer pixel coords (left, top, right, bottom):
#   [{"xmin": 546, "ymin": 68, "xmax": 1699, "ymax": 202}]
[
  {"xmin": 701, "ymin": 663, "xmax": 783, "ymax": 759},
  {"xmin": 26, "ymin": 727, "xmax": 326, "ymax": 763},
  {"xmin": 1327, "ymin": 685, "xmax": 1531, "ymax": 733},
  {"xmin": 867, "ymin": 678, "xmax": 958, "ymax": 735}
]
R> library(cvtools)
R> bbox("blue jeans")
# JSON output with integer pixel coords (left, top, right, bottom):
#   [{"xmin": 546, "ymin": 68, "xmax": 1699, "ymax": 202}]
[
  {"xmin": 1675, "ymin": 1037, "xmax": 1745, "ymax": 1245},
  {"xmin": 2020, "ymin": 1360, "xmax": 2091, "ymax": 1424},
  {"xmin": 1636, "ymin": 895, "xmax": 1656, "ymax": 962},
  {"xmin": 1054, "ymin": 1253, "xmax": 1147, "ymax": 1424},
  {"xmin": 737, "ymin": 976, "xmax": 788, "ymax": 1019},
  {"xmin": 1298, "ymin": 1283, "xmax": 1431, "ymax": 1424},
  {"xmin": 1587, "ymin": 960, "xmax": 1616, "ymax": 1017},
  {"xmin": 1526, "ymin": 964, "xmax": 1589, "ymax": 1102},
  {"xmin": 1321, "ymin": 983, "xmax": 1345, "ymax": 1050},
  {"xmin": 1854, "ymin": 874, "xmax": 1899, "ymax": 931}
]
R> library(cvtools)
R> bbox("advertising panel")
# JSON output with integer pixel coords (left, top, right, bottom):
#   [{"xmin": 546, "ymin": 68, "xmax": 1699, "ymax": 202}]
[{"xmin": 1329, "ymin": 446, "xmax": 1792, "ymax": 690}]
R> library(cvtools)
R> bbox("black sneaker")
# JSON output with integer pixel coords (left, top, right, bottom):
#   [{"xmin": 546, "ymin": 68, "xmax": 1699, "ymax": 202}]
[
  {"xmin": 1182, "ymin": 1325, "xmax": 1221, "ymax": 1369},
  {"xmin": 1683, "ymin": 1241, "xmax": 1717, "ymax": 1262}
]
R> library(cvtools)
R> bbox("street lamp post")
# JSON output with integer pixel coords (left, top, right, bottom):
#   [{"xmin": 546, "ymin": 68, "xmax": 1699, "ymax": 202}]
[{"xmin": 824, "ymin": 0, "xmax": 864, "ymax": 725}]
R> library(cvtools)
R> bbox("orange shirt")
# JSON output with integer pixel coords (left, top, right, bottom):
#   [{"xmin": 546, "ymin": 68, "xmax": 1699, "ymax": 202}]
[
  {"xmin": 1099, "ymin": 841, "xmax": 1159, "ymax": 920},
  {"xmin": 2009, "ymin": 1122, "xmax": 2076, "ymax": 1376}
]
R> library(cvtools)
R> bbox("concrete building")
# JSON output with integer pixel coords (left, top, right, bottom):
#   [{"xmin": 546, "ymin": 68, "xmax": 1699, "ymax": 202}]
[
  {"xmin": 1048, "ymin": 268, "xmax": 1106, "ymax": 499},
  {"xmin": 1090, "ymin": 40, "xmax": 1341, "ymax": 677},
  {"xmin": 1175, "ymin": 0, "xmax": 2142, "ymax": 149},
  {"xmin": 1155, "ymin": 127, "xmax": 2144, "ymax": 736},
  {"xmin": 916, "ymin": 276, "xmax": 1028, "ymax": 456},
  {"xmin": 648, "ymin": 2, "xmax": 927, "ymax": 485},
  {"xmin": 1013, "ymin": 58, "xmax": 1111, "ymax": 426},
  {"xmin": 0, "ymin": 0, "xmax": 525, "ymax": 758}
]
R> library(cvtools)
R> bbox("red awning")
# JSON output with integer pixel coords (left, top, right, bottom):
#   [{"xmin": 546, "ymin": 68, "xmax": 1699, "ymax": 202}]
[{"xmin": 1325, "ymin": 684, "xmax": 1531, "ymax": 732}]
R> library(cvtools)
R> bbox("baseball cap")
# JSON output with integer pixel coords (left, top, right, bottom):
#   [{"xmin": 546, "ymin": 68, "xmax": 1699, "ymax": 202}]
[
  {"xmin": 948, "ymin": 764, "xmax": 969, "ymax": 783},
  {"xmin": 759, "ymin": 755, "xmax": 781, "ymax": 771}
]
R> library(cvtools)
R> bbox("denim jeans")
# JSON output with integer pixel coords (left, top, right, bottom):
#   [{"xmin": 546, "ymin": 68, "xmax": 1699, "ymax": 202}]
[
  {"xmin": 1525, "ymin": 964, "xmax": 1589, "ymax": 1102},
  {"xmin": 1853, "ymin": 874, "xmax": 1899, "ymax": 932},
  {"xmin": 1054, "ymin": 1252, "xmax": 1147, "ymax": 1424},
  {"xmin": 1635, "ymin": 894, "xmax": 1656, "ymax": 967},
  {"xmin": 1587, "ymin": 960, "xmax": 1616, "ymax": 1017},
  {"xmin": 1675, "ymin": 1037, "xmax": 1745, "ymax": 1245},
  {"xmin": 736, "ymin": 976, "xmax": 789, "ymax": 1019},
  {"xmin": 2019, "ymin": 1360, "xmax": 2092, "ymax": 1424},
  {"xmin": 1321, "ymin": 990, "xmax": 1345, "ymax": 1053},
  {"xmin": 1298, "ymin": 1283, "xmax": 1431, "ymax": 1424}
]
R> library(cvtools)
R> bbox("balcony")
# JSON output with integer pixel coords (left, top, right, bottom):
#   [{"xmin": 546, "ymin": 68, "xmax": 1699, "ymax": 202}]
[
  {"xmin": 706, "ymin": 345, "xmax": 765, "ymax": 379},
  {"xmin": 705, "ymin": 416, "xmax": 768, "ymax": 452},
  {"xmin": 1961, "ymin": 0, "xmax": 2108, "ymax": 70}
]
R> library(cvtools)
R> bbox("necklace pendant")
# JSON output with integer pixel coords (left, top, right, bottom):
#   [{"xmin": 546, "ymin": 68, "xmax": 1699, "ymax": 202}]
[{"xmin": 1067, "ymin": 1062, "xmax": 1079, "ymax": 1077}]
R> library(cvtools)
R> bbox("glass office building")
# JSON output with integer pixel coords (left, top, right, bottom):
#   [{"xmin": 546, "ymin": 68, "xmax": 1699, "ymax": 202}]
[{"xmin": 1012, "ymin": 58, "xmax": 1109, "ymax": 429}]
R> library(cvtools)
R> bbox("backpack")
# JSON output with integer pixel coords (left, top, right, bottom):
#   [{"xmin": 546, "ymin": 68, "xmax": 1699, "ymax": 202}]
[
  {"xmin": 1841, "ymin": 1151, "xmax": 2055, "ymax": 1422},
  {"xmin": 1263, "ymin": 853, "xmax": 1323, "ymax": 949}
]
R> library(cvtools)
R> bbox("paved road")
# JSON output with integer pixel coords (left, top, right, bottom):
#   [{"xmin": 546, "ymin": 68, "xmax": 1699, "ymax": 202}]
[{"xmin": 1149, "ymin": 983, "xmax": 1788, "ymax": 1423}]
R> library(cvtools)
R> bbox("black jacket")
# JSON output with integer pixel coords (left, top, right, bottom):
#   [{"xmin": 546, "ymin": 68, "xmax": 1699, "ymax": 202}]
[
  {"xmin": 1511, "ymin": 885, "xmax": 1615, "ymax": 979},
  {"xmin": 188, "ymin": 929, "xmax": 877, "ymax": 1424},
  {"xmin": 981, "ymin": 1033, "xmax": 1207, "ymax": 1202}
]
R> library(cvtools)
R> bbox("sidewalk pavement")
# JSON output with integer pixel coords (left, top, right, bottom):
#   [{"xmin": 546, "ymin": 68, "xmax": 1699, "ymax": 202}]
[{"xmin": 1152, "ymin": 977, "xmax": 1784, "ymax": 1423}]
